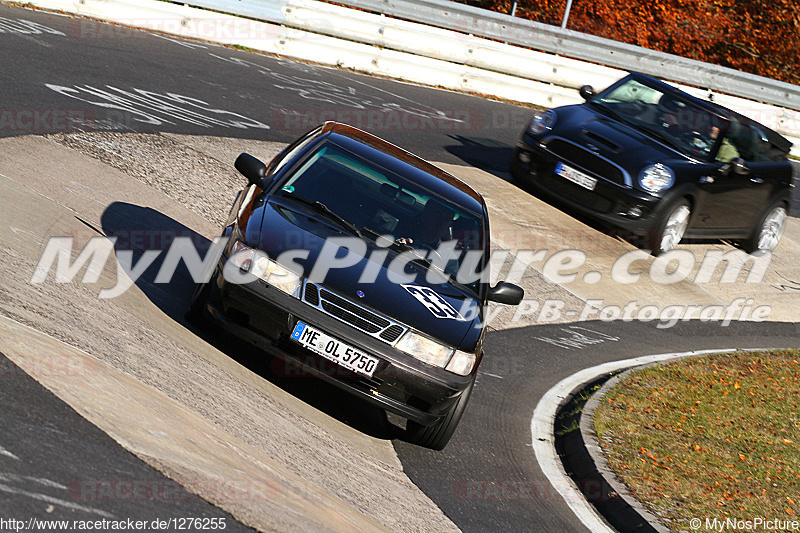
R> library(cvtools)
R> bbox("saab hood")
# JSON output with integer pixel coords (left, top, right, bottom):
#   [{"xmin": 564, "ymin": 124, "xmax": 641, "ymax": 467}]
[{"xmin": 249, "ymin": 199, "xmax": 482, "ymax": 349}]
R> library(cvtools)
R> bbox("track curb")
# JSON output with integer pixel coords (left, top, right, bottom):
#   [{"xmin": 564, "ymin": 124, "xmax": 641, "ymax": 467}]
[{"xmin": 577, "ymin": 365, "xmax": 670, "ymax": 532}]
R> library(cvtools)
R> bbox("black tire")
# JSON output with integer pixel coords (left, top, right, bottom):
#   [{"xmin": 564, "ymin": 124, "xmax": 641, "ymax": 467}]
[
  {"xmin": 648, "ymin": 199, "xmax": 691, "ymax": 256},
  {"xmin": 404, "ymin": 377, "xmax": 475, "ymax": 450},
  {"xmin": 185, "ymin": 280, "xmax": 211, "ymax": 325},
  {"xmin": 742, "ymin": 201, "xmax": 788, "ymax": 254}
]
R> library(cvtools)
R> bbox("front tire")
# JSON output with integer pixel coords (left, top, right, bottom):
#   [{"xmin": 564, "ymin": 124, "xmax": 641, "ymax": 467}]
[
  {"xmin": 742, "ymin": 202, "xmax": 787, "ymax": 253},
  {"xmin": 648, "ymin": 199, "xmax": 690, "ymax": 256},
  {"xmin": 404, "ymin": 377, "xmax": 475, "ymax": 450}
]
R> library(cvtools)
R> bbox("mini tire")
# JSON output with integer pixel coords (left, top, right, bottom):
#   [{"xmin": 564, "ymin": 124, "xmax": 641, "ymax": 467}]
[
  {"xmin": 648, "ymin": 199, "xmax": 691, "ymax": 256},
  {"xmin": 742, "ymin": 201, "xmax": 788, "ymax": 254},
  {"xmin": 404, "ymin": 376, "xmax": 475, "ymax": 451}
]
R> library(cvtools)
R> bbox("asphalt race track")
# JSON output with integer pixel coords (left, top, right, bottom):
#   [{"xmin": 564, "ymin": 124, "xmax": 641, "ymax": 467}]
[
  {"xmin": 2, "ymin": 5, "xmax": 799, "ymax": 532},
  {"xmin": 0, "ymin": 6, "xmax": 530, "ymax": 170}
]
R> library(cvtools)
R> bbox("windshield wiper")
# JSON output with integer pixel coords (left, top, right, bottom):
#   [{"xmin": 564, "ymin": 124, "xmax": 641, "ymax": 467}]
[
  {"xmin": 281, "ymin": 194, "xmax": 362, "ymax": 238},
  {"xmin": 362, "ymin": 228, "xmax": 477, "ymax": 293},
  {"xmin": 590, "ymin": 100, "xmax": 627, "ymax": 124}
]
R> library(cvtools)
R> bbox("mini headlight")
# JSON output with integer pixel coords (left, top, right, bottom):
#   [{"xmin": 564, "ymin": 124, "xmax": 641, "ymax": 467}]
[
  {"xmin": 446, "ymin": 350, "xmax": 477, "ymax": 376},
  {"xmin": 395, "ymin": 331, "xmax": 454, "ymax": 368},
  {"xmin": 639, "ymin": 164, "xmax": 675, "ymax": 193},
  {"xmin": 528, "ymin": 110, "xmax": 556, "ymax": 135}
]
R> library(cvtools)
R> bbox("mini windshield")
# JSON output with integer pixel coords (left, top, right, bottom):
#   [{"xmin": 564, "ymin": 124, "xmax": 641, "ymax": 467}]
[
  {"xmin": 591, "ymin": 77, "xmax": 727, "ymax": 159},
  {"xmin": 275, "ymin": 142, "xmax": 487, "ymax": 292}
]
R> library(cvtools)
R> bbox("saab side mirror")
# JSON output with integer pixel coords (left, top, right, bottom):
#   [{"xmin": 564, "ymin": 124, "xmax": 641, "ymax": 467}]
[
  {"xmin": 579, "ymin": 85, "xmax": 595, "ymax": 101},
  {"xmin": 235, "ymin": 153, "xmax": 268, "ymax": 188},
  {"xmin": 488, "ymin": 282, "xmax": 524, "ymax": 305},
  {"xmin": 720, "ymin": 157, "xmax": 750, "ymax": 177}
]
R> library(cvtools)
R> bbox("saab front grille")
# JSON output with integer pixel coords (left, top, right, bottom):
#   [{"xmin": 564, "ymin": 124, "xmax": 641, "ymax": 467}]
[
  {"xmin": 304, "ymin": 283, "xmax": 320, "ymax": 306},
  {"xmin": 380, "ymin": 324, "xmax": 404, "ymax": 343},
  {"xmin": 302, "ymin": 283, "xmax": 407, "ymax": 345},
  {"xmin": 320, "ymin": 301, "xmax": 382, "ymax": 333},
  {"xmin": 320, "ymin": 289, "xmax": 390, "ymax": 328}
]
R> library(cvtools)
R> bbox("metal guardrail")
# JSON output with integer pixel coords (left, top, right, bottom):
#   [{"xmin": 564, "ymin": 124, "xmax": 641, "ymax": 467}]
[
  {"xmin": 177, "ymin": 0, "xmax": 800, "ymax": 113},
  {"xmin": 334, "ymin": 0, "xmax": 800, "ymax": 111},
  {"xmin": 174, "ymin": 0, "xmax": 286, "ymax": 24}
]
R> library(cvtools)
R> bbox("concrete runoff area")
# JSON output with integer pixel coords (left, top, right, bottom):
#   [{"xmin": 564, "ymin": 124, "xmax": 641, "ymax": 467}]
[
  {"xmin": 0, "ymin": 134, "xmax": 456, "ymax": 532},
  {"xmin": 0, "ymin": 132, "xmax": 798, "ymax": 528},
  {"xmin": 0, "ymin": 316, "xmax": 388, "ymax": 532}
]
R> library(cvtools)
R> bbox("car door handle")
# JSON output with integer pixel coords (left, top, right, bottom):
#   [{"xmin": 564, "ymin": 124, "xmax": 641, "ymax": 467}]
[{"xmin": 750, "ymin": 177, "xmax": 764, "ymax": 184}]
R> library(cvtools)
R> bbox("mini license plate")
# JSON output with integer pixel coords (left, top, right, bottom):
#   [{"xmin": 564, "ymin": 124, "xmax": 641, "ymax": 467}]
[
  {"xmin": 291, "ymin": 321, "xmax": 379, "ymax": 377},
  {"xmin": 555, "ymin": 162, "xmax": 597, "ymax": 191}
]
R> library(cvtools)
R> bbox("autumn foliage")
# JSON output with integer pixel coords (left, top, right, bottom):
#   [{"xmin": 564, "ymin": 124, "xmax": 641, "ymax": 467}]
[{"xmin": 456, "ymin": 0, "xmax": 800, "ymax": 85}]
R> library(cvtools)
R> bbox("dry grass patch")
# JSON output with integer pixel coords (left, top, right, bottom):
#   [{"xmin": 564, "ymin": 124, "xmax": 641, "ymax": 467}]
[{"xmin": 593, "ymin": 350, "xmax": 800, "ymax": 530}]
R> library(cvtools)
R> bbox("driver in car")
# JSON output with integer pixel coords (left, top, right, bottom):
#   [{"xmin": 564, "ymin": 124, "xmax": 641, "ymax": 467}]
[
  {"xmin": 710, "ymin": 126, "xmax": 740, "ymax": 163},
  {"xmin": 396, "ymin": 199, "xmax": 455, "ymax": 249}
]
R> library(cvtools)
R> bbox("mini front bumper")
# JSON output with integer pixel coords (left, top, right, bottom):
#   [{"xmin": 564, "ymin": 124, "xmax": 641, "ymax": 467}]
[
  {"xmin": 202, "ymin": 259, "xmax": 475, "ymax": 426},
  {"xmin": 511, "ymin": 140, "xmax": 666, "ymax": 231}
]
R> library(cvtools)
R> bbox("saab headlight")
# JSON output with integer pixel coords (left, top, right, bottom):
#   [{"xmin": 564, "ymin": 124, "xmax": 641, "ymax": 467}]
[
  {"xmin": 396, "ymin": 331, "xmax": 453, "ymax": 368},
  {"xmin": 528, "ymin": 110, "xmax": 556, "ymax": 135},
  {"xmin": 639, "ymin": 164, "xmax": 675, "ymax": 193},
  {"xmin": 251, "ymin": 254, "xmax": 303, "ymax": 297},
  {"xmin": 395, "ymin": 331, "xmax": 478, "ymax": 375},
  {"xmin": 228, "ymin": 241, "xmax": 302, "ymax": 297},
  {"xmin": 446, "ymin": 350, "xmax": 477, "ymax": 376},
  {"xmin": 229, "ymin": 240, "xmax": 255, "ymax": 271}
]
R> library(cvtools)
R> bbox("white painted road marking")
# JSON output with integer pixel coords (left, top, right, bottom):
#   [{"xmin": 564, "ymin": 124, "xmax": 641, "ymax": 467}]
[
  {"xmin": 531, "ymin": 348, "xmax": 739, "ymax": 533},
  {"xmin": 0, "ymin": 445, "xmax": 19, "ymax": 461},
  {"xmin": 45, "ymin": 84, "xmax": 270, "ymax": 129},
  {"xmin": 0, "ymin": 17, "xmax": 65, "ymax": 36}
]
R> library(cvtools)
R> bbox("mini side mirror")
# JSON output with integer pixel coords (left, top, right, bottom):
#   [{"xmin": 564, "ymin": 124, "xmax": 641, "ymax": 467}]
[
  {"xmin": 579, "ymin": 85, "xmax": 595, "ymax": 101},
  {"xmin": 488, "ymin": 282, "xmax": 524, "ymax": 305},
  {"xmin": 235, "ymin": 153, "xmax": 268, "ymax": 188}
]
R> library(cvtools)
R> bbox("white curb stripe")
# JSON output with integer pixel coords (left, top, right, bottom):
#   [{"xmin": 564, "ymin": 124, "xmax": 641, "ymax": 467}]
[{"xmin": 531, "ymin": 348, "xmax": 738, "ymax": 532}]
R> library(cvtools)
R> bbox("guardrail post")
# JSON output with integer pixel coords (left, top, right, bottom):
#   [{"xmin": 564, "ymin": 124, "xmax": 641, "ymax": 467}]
[{"xmin": 561, "ymin": 0, "xmax": 573, "ymax": 29}]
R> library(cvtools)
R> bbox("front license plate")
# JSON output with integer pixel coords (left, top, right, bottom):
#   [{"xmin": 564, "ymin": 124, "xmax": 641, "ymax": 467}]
[
  {"xmin": 555, "ymin": 162, "xmax": 597, "ymax": 191},
  {"xmin": 291, "ymin": 322, "xmax": 379, "ymax": 377}
]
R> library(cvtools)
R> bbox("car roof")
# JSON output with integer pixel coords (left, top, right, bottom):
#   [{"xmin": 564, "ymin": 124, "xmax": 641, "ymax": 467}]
[
  {"xmin": 628, "ymin": 72, "xmax": 792, "ymax": 152},
  {"xmin": 317, "ymin": 122, "xmax": 487, "ymax": 214},
  {"xmin": 628, "ymin": 72, "xmax": 727, "ymax": 118}
]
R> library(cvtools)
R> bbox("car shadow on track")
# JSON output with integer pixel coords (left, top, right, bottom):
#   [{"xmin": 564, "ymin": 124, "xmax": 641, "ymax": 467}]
[
  {"xmin": 443, "ymin": 135, "xmax": 515, "ymax": 181},
  {"xmin": 99, "ymin": 201, "xmax": 399, "ymax": 441}
]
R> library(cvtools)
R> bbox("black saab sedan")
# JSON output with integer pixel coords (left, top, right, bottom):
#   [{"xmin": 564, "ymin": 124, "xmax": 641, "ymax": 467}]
[
  {"xmin": 187, "ymin": 122, "xmax": 523, "ymax": 450},
  {"xmin": 511, "ymin": 72, "xmax": 793, "ymax": 255}
]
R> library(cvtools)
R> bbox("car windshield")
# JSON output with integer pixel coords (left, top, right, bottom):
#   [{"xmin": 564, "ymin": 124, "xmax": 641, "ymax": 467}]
[
  {"xmin": 274, "ymin": 142, "xmax": 487, "ymax": 293},
  {"xmin": 591, "ymin": 77, "xmax": 727, "ymax": 159}
]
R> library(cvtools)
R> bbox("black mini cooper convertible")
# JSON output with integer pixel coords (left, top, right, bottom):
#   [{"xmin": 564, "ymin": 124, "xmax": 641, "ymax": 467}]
[
  {"xmin": 511, "ymin": 72, "xmax": 793, "ymax": 255},
  {"xmin": 188, "ymin": 122, "xmax": 523, "ymax": 450}
]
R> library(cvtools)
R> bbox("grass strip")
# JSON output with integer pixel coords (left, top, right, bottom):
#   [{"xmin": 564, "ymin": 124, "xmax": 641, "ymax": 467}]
[{"xmin": 593, "ymin": 350, "xmax": 800, "ymax": 531}]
